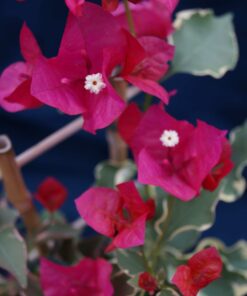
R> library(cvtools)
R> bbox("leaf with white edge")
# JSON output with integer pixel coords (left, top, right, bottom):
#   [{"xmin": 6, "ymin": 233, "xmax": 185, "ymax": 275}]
[
  {"xmin": 116, "ymin": 249, "xmax": 145, "ymax": 275},
  {"xmin": 220, "ymin": 121, "xmax": 247, "ymax": 202},
  {"xmin": 158, "ymin": 189, "xmax": 220, "ymax": 242},
  {"xmin": 115, "ymin": 161, "xmax": 137, "ymax": 185},
  {"xmin": 168, "ymin": 229, "xmax": 201, "ymax": 252},
  {"xmin": 144, "ymin": 187, "xmax": 168, "ymax": 255},
  {"xmin": 223, "ymin": 241, "xmax": 247, "ymax": 273},
  {"xmin": 95, "ymin": 160, "xmax": 136, "ymax": 188},
  {"xmin": 0, "ymin": 207, "xmax": 18, "ymax": 227},
  {"xmin": 195, "ymin": 237, "xmax": 225, "ymax": 251},
  {"xmin": 0, "ymin": 226, "xmax": 27, "ymax": 288},
  {"xmin": 171, "ymin": 9, "xmax": 238, "ymax": 78},
  {"xmin": 199, "ymin": 268, "xmax": 247, "ymax": 296}
]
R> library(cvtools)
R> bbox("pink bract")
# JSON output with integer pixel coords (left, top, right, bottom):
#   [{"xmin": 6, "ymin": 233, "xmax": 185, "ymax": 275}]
[
  {"xmin": 172, "ymin": 247, "xmax": 223, "ymax": 296},
  {"xmin": 203, "ymin": 139, "xmax": 233, "ymax": 191},
  {"xmin": 31, "ymin": 3, "xmax": 126, "ymax": 133},
  {"xmin": 120, "ymin": 34, "xmax": 174, "ymax": 103},
  {"xmin": 75, "ymin": 181, "xmax": 155, "ymax": 252},
  {"xmin": 40, "ymin": 257, "xmax": 113, "ymax": 296},
  {"xmin": 35, "ymin": 177, "xmax": 68, "ymax": 212},
  {"xmin": 31, "ymin": 3, "xmax": 172, "ymax": 133},
  {"xmin": 113, "ymin": 0, "xmax": 179, "ymax": 38},
  {"xmin": 118, "ymin": 103, "xmax": 233, "ymax": 200},
  {"xmin": 0, "ymin": 23, "xmax": 42, "ymax": 112},
  {"xmin": 65, "ymin": 0, "xmax": 85, "ymax": 16}
]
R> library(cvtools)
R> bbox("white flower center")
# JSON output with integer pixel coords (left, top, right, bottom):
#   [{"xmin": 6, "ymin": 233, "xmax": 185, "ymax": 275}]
[
  {"xmin": 160, "ymin": 130, "xmax": 179, "ymax": 147},
  {"xmin": 84, "ymin": 73, "xmax": 106, "ymax": 94}
]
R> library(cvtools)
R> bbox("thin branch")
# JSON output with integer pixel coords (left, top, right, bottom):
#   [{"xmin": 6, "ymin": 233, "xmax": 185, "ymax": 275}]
[
  {"xmin": 123, "ymin": 0, "xmax": 136, "ymax": 37},
  {"xmin": 0, "ymin": 86, "xmax": 139, "ymax": 180}
]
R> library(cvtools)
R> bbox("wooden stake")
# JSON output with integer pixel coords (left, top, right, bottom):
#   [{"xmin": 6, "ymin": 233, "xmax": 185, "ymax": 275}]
[{"xmin": 0, "ymin": 135, "xmax": 41, "ymax": 235}]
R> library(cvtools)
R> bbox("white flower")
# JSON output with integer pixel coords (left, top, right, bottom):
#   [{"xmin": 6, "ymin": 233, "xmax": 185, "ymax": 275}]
[
  {"xmin": 84, "ymin": 73, "xmax": 106, "ymax": 94},
  {"xmin": 160, "ymin": 130, "xmax": 179, "ymax": 147}
]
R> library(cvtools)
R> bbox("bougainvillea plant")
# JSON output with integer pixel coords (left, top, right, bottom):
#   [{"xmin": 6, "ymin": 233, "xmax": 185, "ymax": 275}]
[{"xmin": 0, "ymin": 0, "xmax": 246, "ymax": 296}]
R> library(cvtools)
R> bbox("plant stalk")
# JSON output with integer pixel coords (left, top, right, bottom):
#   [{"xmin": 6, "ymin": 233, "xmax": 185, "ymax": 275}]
[
  {"xmin": 123, "ymin": 0, "xmax": 136, "ymax": 37},
  {"xmin": 107, "ymin": 80, "xmax": 128, "ymax": 165},
  {"xmin": 151, "ymin": 197, "xmax": 175, "ymax": 268}
]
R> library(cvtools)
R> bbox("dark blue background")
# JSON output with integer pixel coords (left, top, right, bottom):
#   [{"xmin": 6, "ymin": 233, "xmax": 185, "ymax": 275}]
[{"xmin": 0, "ymin": 0, "xmax": 246, "ymax": 245}]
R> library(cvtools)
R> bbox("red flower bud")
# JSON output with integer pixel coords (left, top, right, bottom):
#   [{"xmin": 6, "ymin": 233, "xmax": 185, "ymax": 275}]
[
  {"xmin": 138, "ymin": 272, "xmax": 158, "ymax": 293},
  {"xmin": 35, "ymin": 177, "xmax": 68, "ymax": 212}
]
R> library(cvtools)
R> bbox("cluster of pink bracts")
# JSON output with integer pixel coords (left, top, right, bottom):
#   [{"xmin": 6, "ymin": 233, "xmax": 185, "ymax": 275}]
[
  {"xmin": 1, "ymin": 0, "xmax": 232, "ymax": 295},
  {"xmin": 0, "ymin": 0, "xmax": 175, "ymax": 132},
  {"xmin": 35, "ymin": 177, "xmax": 223, "ymax": 295},
  {"xmin": 40, "ymin": 247, "xmax": 222, "ymax": 296}
]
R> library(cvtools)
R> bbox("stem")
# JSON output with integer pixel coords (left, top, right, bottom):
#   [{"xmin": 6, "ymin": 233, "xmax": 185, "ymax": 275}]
[
  {"xmin": 107, "ymin": 80, "xmax": 128, "ymax": 165},
  {"xmin": 140, "ymin": 246, "xmax": 153, "ymax": 274},
  {"xmin": 106, "ymin": 130, "xmax": 128, "ymax": 165},
  {"xmin": 16, "ymin": 117, "xmax": 83, "ymax": 168},
  {"xmin": 49, "ymin": 212, "xmax": 55, "ymax": 225},
  {"xmin": 150, "ymin": 197, "xmax": 175, "ymax": 268},
  {"xmin": 127, "ymin": 85, "xmax": 139, "ymax": 100},
  {"xmin": 0, "ymin": 135, "xmax": 41, "ymax": 235},
  {"xmin": 164, "ymin": 284, "xmax": 183, "ymax": 296},
  {"xmin": 123, "ymin": 0, "xmax": 136, "ymax": 37},
  {"xmin": 143, "ymin": 94, "xmax": 153, "ymax": 111}
]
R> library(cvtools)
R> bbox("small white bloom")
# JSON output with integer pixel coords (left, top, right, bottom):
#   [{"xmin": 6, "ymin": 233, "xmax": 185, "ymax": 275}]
[
  {"xmin": 160, "ymin": 130, "xmax": 179, "ymax": 147},
  {"xmin": 84, "ymin": 73, "xmax": 106, "ymax": 94}
]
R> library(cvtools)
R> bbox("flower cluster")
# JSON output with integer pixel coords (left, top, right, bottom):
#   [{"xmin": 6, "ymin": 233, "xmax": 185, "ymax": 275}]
[
  {"xmin": 76, "ymin": 181, "xmax": 155, "ymax": 251},
  {"xmin": 0, "ymin": 0, "xmax": 234, "ymax": 295},
  {"xmin": 118, "ymin": 103, "xmax": 233, "ymax": 200},
  {"xmin": 137, "ymin": 247, "xmax": 223, "ymax": 295},
  {"xmin": 0, "ymin": 1, "xmax": 174, "ymax": 133}
]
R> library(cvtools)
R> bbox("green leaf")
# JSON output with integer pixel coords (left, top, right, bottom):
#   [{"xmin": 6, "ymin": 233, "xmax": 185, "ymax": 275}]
[
  {"xmin": 199, "ymin": 269, "xmax": 247, "ymax": 296},
  {"xmin": 0, "ymin": 207, "xmax": 18, "ymax": 227},
  {"xmin": 168, "ymin": 229, "xmax": 201, "ymax": 252},
  {"xmin": 0, "ymin": 226, "xmax": 27, "ymax": 288},
  {"xmin": 199, "ymin": 275, "xmax": 235, "ymax": 296},
  {"xmin": 157, "ymin": 189, "xmax": 220, "ymax": 242},
  {"xmin": 171, "ymin": 9, "xmax": 238, "ymax": 78},
  {"xmin": 116, "ymin": 249, "xmax": 145, "ymax": 275},
  {"xmin": 95, "ymin": 160, "xmax": 136, "ymax": 188},
  {"xmin": 220, "ymin": 121, "xmax": 247, "ymax": 202},
  {"xmin": 145, "ymin": 188, "xmax": 218, "ymax": 255},
  {"xmin": 222, "ymin": 241, "xmax": 247, "ymax": 273}
]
